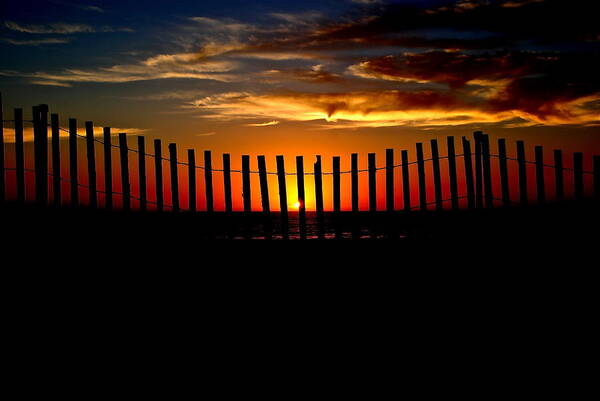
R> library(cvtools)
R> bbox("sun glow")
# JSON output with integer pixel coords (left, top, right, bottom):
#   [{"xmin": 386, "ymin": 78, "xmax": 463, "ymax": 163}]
[{"xmin": 293, "ymin": 201, "xmax": 301, "ymax": 209}]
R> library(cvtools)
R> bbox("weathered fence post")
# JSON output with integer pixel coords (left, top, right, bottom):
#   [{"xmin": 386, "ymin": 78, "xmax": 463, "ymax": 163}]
[
  {"xmin": 401, "ymin": 150, "xmax": 410, "ymax": 211},
  {"xmin": 314, "ymin": 155, "xmax": 324, "ymax": 217},
  {"xmin": 368, "ymin": 153, "xmax": 376, "ymax": 212},
  {"xmin": 482, "ymin": 134, "xmax": 493, "ymax": 208},
  {"xmin": 204, "ymin": 150, "xmax": 213, "ymax": 212},
  {"xmin": 276, "ymin": 155, "xmax": 288, "ymax": 217},
  {"xmin": 430, "ymin": 139, "xmax": 442, "ymax": 211},
  {"xmin": 535, "ymin": 146, "xmax": 545, "ymax": 204},
  {"xmin": 14, "ymin": 108, "xmax": 25, "ymax": 203},
  {"xmin": 385, "ymin": 149, "xmax": 394, "ymax": 212},
  {"xmin": 297, "ymin": 156, "xmax": 307, "ymax": 238},
  {"xmin": 257, "ymin": 155, "xmax": 269, "ymax": 213},
  {"xmin": 50, "ymin": 113, "xmax": 61, "ymax": 206},
  {"xmin": 416, "ymin": 143, "xmax": 427, "ymax": 211},
  {"xmin": 188, "ymin": 149, "xmax": 196, "ymax": 212},
  {"xmin": 103, "ymin": 127, "xmax": 112, "ymax": 210},
  {"xmin": 119, "ymin": 133, "xmax": 131, "ymax": 211},
  {"xmin": 68, "ymin": 118, "xmax": 78, "ymax": 207},
  {"xmin": 462, "ymin": 137, "xmax": 475, "ymax": 209},
  {"xmin": 594, "ymin": 156, "xmax": 600, "ymax": 200},
  {"xmin": 36, "ymin": 105, "xmax": 49, "ymax": 205},
  {"xmin": 297, "ymin": 156, "xmax": 307, "ymax": 218},
  {"xmin": 553, "ymin": 150, "xmax": 564, "ymax": 202},
  {"xmin": 0, "ymin": 93, "xmax": 4, "ymax": 204},
  {"xmin": 333, "ymin": 156, "xmax": 341, "ymax": 213},
  {"xmin": 351, "ymin": 153, "xmax": 358, "ymax": 212},
  {"xmin": 168, "ymin": 143, "xmax": 179, "ymax": 211},
  {"xmin": 85, "ymin": 121, "xmax": 97, "ymax": 208},
  {"xmin": 474, "ymin": 131, "xmax": 483, "ymax": 208},
  {"xmin": 154, "ymin": 139, "xmax": 163, "ymax": 211},
  {"xmin": 498, "ymin": 139, "xmax": 510, "ymax": 207},
  {"xmin": 573, "ymin": 152, "xmax": 583, "ymax": 201},
  {"xmin": 447, "ymin": 137, "xmax": 458, "ymax": 210},
  {"xmin": 223, "ymin": 153, "xmax": 232, "ymax": 212},
  {"xmin": 516, "ymin": 140, "xmax": 528, "ymax": 206},
  {"xmin": 137, "ymin": 136, "xmax": 147, "ymax": 211},
  {"xmin": 242, "ymin": 155, "xmax": 251, "ymax": 213}
]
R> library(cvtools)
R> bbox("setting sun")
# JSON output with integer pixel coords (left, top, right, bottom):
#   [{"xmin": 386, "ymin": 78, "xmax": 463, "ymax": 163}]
[{"xmin": 293, "ymin": 201, "xmax": 301, "ymax": 209}]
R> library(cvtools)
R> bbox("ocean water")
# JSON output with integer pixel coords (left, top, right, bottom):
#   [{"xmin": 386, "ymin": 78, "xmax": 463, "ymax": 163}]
[{"xmin": 193, "ymin": 211, "xmax": 419, "ymax": 240}]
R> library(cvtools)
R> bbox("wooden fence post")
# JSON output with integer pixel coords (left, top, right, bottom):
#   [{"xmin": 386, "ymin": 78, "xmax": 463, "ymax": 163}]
[
  {"xmin": 297, "ymin": 156, "xmax": 306, "ymax": 216},
  {"xmin": 257, "ymin": 155, "xmax": 270, "ymax": 213},
  {"xmin": 14, "ymin": 108, "xmax": 25, "ymax": 203},
  {"xmin": 351, "ymin": 153, "xmax": 358, "ymax": 212},
  {"xmin": 119, "ymin": 134, "xmax": 130, "ymax": 211},
  {"xmin": 553, "ymin": 150, "xmax": 564, "ymax": 202},
  {"xmin": 188, "ymin": 149, "xmax": 196, "ymax": 212},
  {"xmin": 276, "ymin": 155, "xmax": 288, "ymax": 216},
  {"xmin": 416, "ymin": 143, "xmax": 427, "ymax": 211},
  {"xmin": 498, "ymin": 139, "xmax": 510, "ymax": 207},
  {"xmin": 462, "ymin": 137, "xmax": 475, "ymax": 209},
  {"xmin": 314, "ymin": 155, "xmax": 324, "ymax": 217},
  {"xmin": 168, "ymin": 143, "xmax": 179, "ymax": 211},
  {"xmin": 447, "ymin": 137, "xmax": 458, "ymax": 210},
  {"xmin": 594, "ymin": 156, "xmax": 600, "ymax": 200},
  {"xmin": 385, "ymin": 149, "xmax": 394, "ymax": 212},
  {"xmin": 573, "ymin": 152, "xmax": 583, "ymax": 201},
  {"xmin": 516, "ymin": 140, "xmax": 528, "ymax": 206},
  {"xmin": 204, "ymin": 150, "xmax": 213, "ymax": 212},
  {"xmin": 0, "ymin": 93, "xmax": 4, "ymax": 204},
  {"xmin": 368, "ymin": 153, "xmax": 376, "ymax": 212},
  {"xmin": 535, "ymin": 146, "xmax": 545, "ymax": 204},
  {"xmin": 223, "ymin": 153, "xmax": 232, "ymax": 212},
  {"xmin": 401, "ymin": 150, "xmax": 410, "ymax": 211},
  {"xmin": 137, "ymin": 136, "xmax": 147, "ymax": 211},
  {"xmin": 333, "ymin": 156, "xmax": 340, "ymax": 213},
  {"xmin": 85, "ymin": 121, "xmax": 97, "ymax": 208},
  {"xmin": 431, "ymin": 139, "xmax": 442, "ymax": 211},
  {"xmin": 68, "ymin": 118, "xmax": 78, "ymax": 207},
  {"xmin": 36, "ymin": 105, "xmax": 49, "ymax": 205},
  {"xmin": 103, "ymin": 127, "xmax": 112, "ymax": 210},
  {"xmin": 154, "ymin": 139, "xmax": 163, "ymax": 211},
  {"xmin": 242, "ymin": 155, "xmax": 251, "ymax": 213},
  {"xmin": 50, "ymin": 113, "xmax": 61, "ymax": 206},
  {"xmin": 482, "ymin": 134, "xmax": 493, "ymax": 208},
  {"xmin": 474, "ymin": 131, "xmax": 484, "ymax": 208}
]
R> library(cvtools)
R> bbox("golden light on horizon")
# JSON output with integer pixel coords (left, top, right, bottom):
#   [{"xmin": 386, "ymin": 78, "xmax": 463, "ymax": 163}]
[{"xmin": 293, "ymin": 201, "xmax": 301, "ymax": 209}]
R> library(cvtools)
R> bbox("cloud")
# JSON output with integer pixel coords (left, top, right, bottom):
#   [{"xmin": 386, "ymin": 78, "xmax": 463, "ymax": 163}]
[
  {"xmin": 4, "ymin": 21, "xmax": 132, "ymax": 34},
  {"xmin": 81, "ymin": 5, "xmax": 105, "ymax": 13},
  {"xmin": 188, "ymin": 89, "xmax": 600, "ymax": 128},
  {"xmin": 1, "ymin": 125, "xmax": 147, "ymax": 143},
  {"xmin": 195, "ymin": 132, "xmax": 217, "ymax": 136},
  {"xmin": 262, "ymin": 65, "xmax": 343, "ymax": 83},
  {"xmin": 1, "ymin": 53, "xmax": 239, "ymax": 85},
  {"xmin": 1, "ymin": 38, "xmax": 71, "ymax": 46},
  {"xmin": 245, "ymin": 121, "xmax": 280, "ymax": 127}
]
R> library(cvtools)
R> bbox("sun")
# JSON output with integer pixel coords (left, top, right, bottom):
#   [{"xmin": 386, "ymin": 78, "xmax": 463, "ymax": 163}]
[{"xmin": 293, "ymin": 201, "xmax": 301, "ymax": 209}]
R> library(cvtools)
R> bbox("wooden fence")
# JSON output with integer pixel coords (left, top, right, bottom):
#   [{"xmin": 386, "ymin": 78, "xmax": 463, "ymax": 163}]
[{"xmin": 1, "ymin": 97, "xmax": 600, "ymax": 220}]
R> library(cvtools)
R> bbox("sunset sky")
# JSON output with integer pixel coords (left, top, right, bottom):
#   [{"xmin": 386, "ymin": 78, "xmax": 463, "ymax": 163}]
[{"xmin": 1, "ymin": 0, "xmax": 599, "ymax": 210}]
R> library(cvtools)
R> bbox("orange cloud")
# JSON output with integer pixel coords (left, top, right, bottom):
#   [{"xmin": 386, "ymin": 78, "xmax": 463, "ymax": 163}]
[{"xmin": 188, "ymin": 90, "xmax": 600, "ymax": 128}]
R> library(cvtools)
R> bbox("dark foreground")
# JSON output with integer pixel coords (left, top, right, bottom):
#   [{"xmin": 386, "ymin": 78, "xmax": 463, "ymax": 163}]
[{"xmin": 2, "ymin": 201, "xmax": 598, "ymax": 244}]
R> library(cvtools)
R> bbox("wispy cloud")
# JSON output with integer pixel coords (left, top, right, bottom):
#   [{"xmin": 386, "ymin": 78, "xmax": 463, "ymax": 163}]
[
  {"xmin": 1, "ymin": 53, "xmax": 239, "ymax": 86},
  {"xmin": 81, "ymin": 5, "xmax": 105, "ymax": 13},
  {"xmin": 1, "ymin": 37, "xmax": 71, "ymax": 46},
  {"xmin": 1, "ymin": 125, "xmax": 148, "ymax": 143},
  {"xmin": 4, "ymin": 21, "xmax": 132, "ymax": 34},
  {"xmin": 245, "ymin": 120, "xmax": 280, "ymax": 127},
  {"xmin": 195, "ymin": 132, "xmax": 217, "ymax": 136}
]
